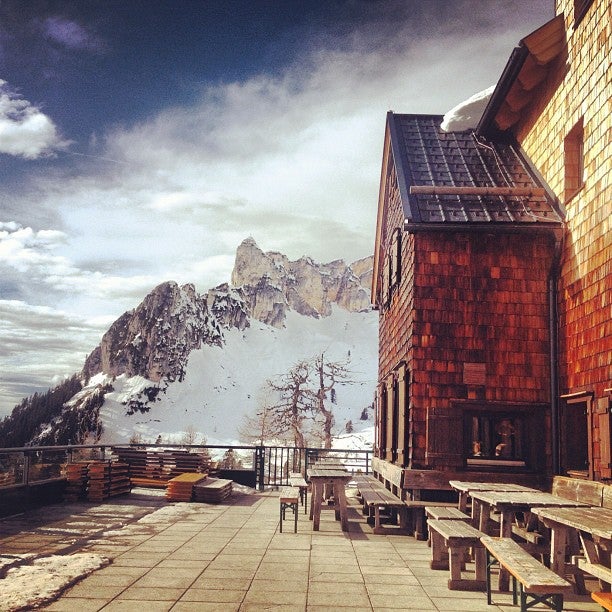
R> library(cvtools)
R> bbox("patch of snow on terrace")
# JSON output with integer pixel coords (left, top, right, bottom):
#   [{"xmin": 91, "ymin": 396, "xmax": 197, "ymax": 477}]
[
  {"xmin": 440, "ymin": 86, "xmax": 495, "ymax": 132},
  {"xmin": 2, "ymin": 553, "xmax": 109, "ymax": 611}
]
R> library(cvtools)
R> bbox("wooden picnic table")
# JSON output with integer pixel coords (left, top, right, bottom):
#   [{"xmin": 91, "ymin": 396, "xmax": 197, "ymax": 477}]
[
  {"xmin": 469, "ymin": 490, "xmax": 589, "ymax": 591},
  {"xmin": 449, "ymin": 480, "xmax": 538, "ymax": 515},
  {"xmin": 532, "ymin": 505, "xmax": 612, "ymax": 592},
  {"xmin": 307, "ymin": 468, "xmax": 351, "ymax": 531}
]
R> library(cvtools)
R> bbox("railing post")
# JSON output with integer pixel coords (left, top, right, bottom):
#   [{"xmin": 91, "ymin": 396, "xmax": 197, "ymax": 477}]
[
  {"xmin": 255, "ymin": 446, "xmax": 265, "ymax": 491},
  {"xmin": 23, "ymin": 452, "xmax": 30, "ymax": 486}
]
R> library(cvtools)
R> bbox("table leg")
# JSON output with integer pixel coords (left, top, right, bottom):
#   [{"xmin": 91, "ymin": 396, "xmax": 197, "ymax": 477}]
[
  {"xmin": 459, "ymin": 491, "xmax": 468, "ymax": 513},
  {"xmin": 478, "ymin": 501, "xmax": 490, "ymax": 533},
  {"xmin": 334, "ymin": 482, "xmax": 349, "ymax": 531},
  {"xmin": 312, "ymin": 482, "xmax": 323, "ymax": 531},
  {"xmin": 549, "ymin": 525, "xmax": 568, "ymax": 575}
]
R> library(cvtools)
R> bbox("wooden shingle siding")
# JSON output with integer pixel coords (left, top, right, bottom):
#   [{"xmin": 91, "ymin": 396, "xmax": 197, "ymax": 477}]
[
  {"xmin": 412, "ymin": 231, "xmax": 553, "ymax": 406},
  {"xmin": 514, "ymin": 0, "xmax": 610, "ymax": 480}
]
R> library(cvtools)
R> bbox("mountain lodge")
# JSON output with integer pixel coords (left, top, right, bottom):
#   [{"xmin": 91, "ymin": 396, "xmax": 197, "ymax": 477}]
[{"xmin": 371, "ymin": 0, "xmax": 610, "ymax": 496}]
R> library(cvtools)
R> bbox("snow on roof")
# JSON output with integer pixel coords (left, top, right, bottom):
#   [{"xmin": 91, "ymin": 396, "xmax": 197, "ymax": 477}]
[{"xmin": 440, "ymin": 86, "xmax": 495, "ymax": 132}]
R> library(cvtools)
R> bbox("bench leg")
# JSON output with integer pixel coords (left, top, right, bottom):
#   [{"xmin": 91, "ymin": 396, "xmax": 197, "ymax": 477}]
[
  {"xmin": 519, "ymin": 585, "xmax": 563, "ymax": 612},
  {"xmin": 430, "ymin": 530, "xmax": 448, "ymax": 570},
  {"xmin": 486, "ymin": 550, "xmax": 495, "ymax": 604},
  {"xmin": 414, "ymin": 508, "xmax": 427, "ymax": 541}
]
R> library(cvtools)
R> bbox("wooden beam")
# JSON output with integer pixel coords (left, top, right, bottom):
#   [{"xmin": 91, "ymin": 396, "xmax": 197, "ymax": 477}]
[{"xmin": 409, "ymin": 185, "xmax": 547, "ymax": 197}]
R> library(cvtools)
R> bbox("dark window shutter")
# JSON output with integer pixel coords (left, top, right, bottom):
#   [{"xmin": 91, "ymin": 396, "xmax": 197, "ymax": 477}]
[
  {"xmin": 385, "ymin": 375, "xmax": 395, "ymax": 462},
  {"xmin": 426, "ymin": 406, "xmax": 464, "ymax": 467},
  {"xmin": 396, "ymin": 364, "xmax": 409, "ymax": 466},
  {"xmin": 597, "ymin": 397, "xmax": 611, "ymax": 478}
]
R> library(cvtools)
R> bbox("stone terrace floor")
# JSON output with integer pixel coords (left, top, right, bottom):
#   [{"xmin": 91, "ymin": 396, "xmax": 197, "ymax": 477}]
[{"xmin": 0, "ymin": 487, "xmax": 602, "ymax": 611}]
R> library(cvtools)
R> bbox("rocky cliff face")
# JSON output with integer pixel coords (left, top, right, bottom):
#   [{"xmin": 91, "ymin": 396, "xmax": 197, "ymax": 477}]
[
  {"xmin": 82, "ymin": 238, "xmax": 373, "ymax": 387},
  {"xmin": 82, "ymin": 282, "xmax": 223, "ymax": 383},
  {"xmin": 231, "ymin": 238, "xmax": 372, "ymax": 326}
]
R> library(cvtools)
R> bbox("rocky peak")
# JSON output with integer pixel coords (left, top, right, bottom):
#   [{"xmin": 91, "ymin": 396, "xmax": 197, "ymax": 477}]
[{"xmin": 231, "ymin": 238, "xmax": 373, "ymax": 326}]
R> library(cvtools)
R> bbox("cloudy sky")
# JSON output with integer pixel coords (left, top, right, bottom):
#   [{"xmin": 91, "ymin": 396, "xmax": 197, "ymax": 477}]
[{"xmin": 0, "ymin": 0, "xmax": 553, "ymax": 416}]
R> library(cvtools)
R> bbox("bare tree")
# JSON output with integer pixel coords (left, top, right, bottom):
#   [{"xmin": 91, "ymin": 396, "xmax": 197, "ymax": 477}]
[
  {"xmin": 180, "ymin": 424, "xmax": 200, "ymax": 446},
  {"xmin": 267, "ymin": 360, "xmax": 314, "ymax": 448},
  {"xmin": 237, "ymin": 387, "xmax": 280, "ymax": 445},
  {"xmin": 313, "ymin": 352, "xmax": 353, "ymax": 449}
]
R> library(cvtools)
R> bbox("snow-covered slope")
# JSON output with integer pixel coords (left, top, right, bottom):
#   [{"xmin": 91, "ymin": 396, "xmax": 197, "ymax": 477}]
[
  {"xmin": 33, "ymin": 238, "xmax": 380, "ymax": 448},
  {"xmin": 94, "ymin": 306, "xmax": 377, "ymax": 445}
]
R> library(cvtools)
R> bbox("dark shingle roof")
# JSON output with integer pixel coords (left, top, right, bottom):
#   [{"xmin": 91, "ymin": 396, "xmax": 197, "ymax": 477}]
[{"xmin": 388, "ymin": 113, "xmax": 563, "ymax": 229}]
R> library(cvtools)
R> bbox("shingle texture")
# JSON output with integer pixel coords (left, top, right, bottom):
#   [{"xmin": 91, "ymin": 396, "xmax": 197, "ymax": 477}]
[{"xmin": 390, "ymin": 114, "xmax": 563, "ymax": 226}]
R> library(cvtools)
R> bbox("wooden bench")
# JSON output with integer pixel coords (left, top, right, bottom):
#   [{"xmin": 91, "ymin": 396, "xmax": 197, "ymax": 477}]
[
  {"xmin": 427, "ymin": 519, "xmax": 487, "ymax": 590},
  {"xmin": 425, "ymin": 506, "xmax": 470, "ymax": 521},
  {"xmin": 358, "ymin": 482, "xmax": 407, "ymax": 534},
  {"xmin": 279, "ymin": 486, "xmax": 299, "ymax": 533},
  {"xmin": 592, "ymin": 591, "xmax": 612, "ymax": 611},
  {"xmin": 405, "ymin": 500, "xmax": 460, "ymax": 540},
  {"xmin": 289, "ymin": 472, "xmax": 308, "ymax": 513},
  {"xmin": 481, "ymin": 536, "xmax": 572, "ymax": 612}
]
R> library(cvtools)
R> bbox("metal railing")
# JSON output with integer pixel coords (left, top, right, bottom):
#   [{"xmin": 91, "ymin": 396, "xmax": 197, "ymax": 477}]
[{"xmin": 0, "ymin": 444, "xmax": 373, "ymax": 492}]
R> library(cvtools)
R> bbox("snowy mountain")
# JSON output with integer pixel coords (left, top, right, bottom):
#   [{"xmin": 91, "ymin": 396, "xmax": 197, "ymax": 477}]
[{"xmin": 28, "ymin": 239, "xmax": 378, "ymax": 447}]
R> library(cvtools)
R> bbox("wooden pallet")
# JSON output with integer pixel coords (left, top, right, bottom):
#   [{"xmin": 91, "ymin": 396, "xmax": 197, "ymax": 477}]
[
  {"xmin": 166, "ymin": 472, "xmax": 208, "ymax": 502},
  {"xmin": 193, "ymin": 478, "xmax": 233, "ymax": 503}
]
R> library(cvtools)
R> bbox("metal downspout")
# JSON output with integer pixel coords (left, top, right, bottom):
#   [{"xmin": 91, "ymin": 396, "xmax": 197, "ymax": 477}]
[{"xmin": 550, "ymin": 234, "xmax": 563, "ymax": 475}]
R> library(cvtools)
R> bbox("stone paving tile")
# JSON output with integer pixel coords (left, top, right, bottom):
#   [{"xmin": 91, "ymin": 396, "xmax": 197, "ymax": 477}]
[
  {"xmin": 173, "ymin": 603, "xmax": 240, "ymax": 612},
  {"xmin": 365, "ymin": 582, "xmax": 428, "ymax": 596},
  {"xmin": 179, "ymin": 588, "xmax": 246, "ymax": 602},
  {"xmin": 129, "ymin": 566, "xmax": 203, "ymax": 588},
  {"xmin": 44, "ymin": 598, "xmax": 111, "ymax": 611},
  {"xmin": 99, "ymin": 600, "xmax": 174, "ymax": 611},
  {"xmin": 199, "ymin": 567, "xmax": 257, "ymax": 580},
  {"xmin": 430, "ymin": 597, "xmax": 500, "ymax": 611},
  {"xmin": 114, "ymin": 586, "xmax": 185, "ymax": 601},
  {"xmin": 368, "ymin": 593, "xmax": 437, "ymax": 609},
  {"xmin": 307, "ymin": 590, "xmax": 371, "ymax": 607},
  {"xmin": 309, "ymin": 570, "xmax": 365, "ymax": 583},
  {"xmin": 192, "ymin": 576, "xmax": 253, "ymax": 590},
  {"xmin": 242, "ymin": 589, "xmax": 307, "ymax": 606},
  {"xmin": 61, "ymin": 584, "xmax": 126, "ymax": 599},
  {"xmin": 308, "ymin": 607, "xmax": 371, "ymax": 611},
  {"xmin": 248, "ymin": 577, "xmax": 308, "ymax": 592},
  {"xmin": 241, "ymin": 605, "xmax": 303, "ymax": 612},
  {"xmin": 307, "ymin": 581, "xmax": 368, "ymax": 596}
]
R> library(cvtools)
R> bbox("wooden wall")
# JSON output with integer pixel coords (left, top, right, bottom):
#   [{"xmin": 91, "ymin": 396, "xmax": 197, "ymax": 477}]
[
  {"xmin": 513, "ymin": 0, "xmax": 611, "ymax": 480},
  {"xmin": 375, "ymin": 174, "xmax": 557, "ymax": 472}
]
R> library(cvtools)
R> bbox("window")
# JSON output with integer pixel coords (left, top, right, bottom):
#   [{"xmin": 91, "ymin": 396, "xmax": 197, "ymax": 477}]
[
  {"xmin": 574, "ymin": 0, "xmax": 595, "ymax": 26},
  {"xmin": 466, "ymin": 413, "xmax": 526, "ymax": 467},
  {"xmin": 454, "ymin": 401, "xmax": 547, "ymax": 470},
  {"xmin": 564, "ymin": 118, "xmax": 584, "ymax": 201}
]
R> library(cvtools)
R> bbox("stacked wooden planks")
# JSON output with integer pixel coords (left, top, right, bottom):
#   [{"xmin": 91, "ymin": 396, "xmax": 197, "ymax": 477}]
[
  {"xmin": 193, "ymin": 478, "xmax": 233, "ymax": 503},
  {"xmin": 63, "ymin": 462, "xmax": 89, "ymax": 501},
  {"xmin": 62, "ymin": 460, "xmax": 131, "ymax": 502},
  {"xmin": 87, "ymin": 461, "xmax": 131, "ymax": 502},
  {"xmin": 114, "ymin": 447, "xmax": 210, "ymax": 485},
  {"xmin": 166, "ymin": 472, "xmax": 207, "ymax": 502}
]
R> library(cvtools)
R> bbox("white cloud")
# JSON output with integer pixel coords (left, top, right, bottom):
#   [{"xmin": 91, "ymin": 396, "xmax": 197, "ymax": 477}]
[
  {"xmin": 0, "ymin": 80, "xmax": 69, "ymax": 158},
  {"xmin": 0, "ymin": 4, "xmax": 551, "ymax": 415},
  {"xmin": 42, "ymin": 16, "xmax": 105, "ymax": 52}
]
